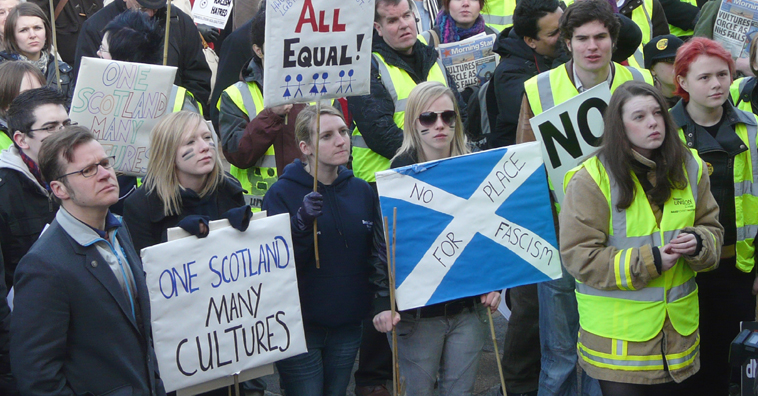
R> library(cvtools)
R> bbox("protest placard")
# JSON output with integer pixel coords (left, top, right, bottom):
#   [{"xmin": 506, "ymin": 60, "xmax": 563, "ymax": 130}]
[
  {"xmin": 192, "ymin": 0, "xmax": 233, "ymax": 29},
  {"xmin": 263, "ymin": 0, "xmax": 375, "ymax": 108},
  {"xmin": 438, "ymin": 33, "xmax": 498, "ymax": 91},
  {"xmin": 69, "ymin": 58, "xmax": 176, "ymax": 176},
  {"xmin": 529, "ymin": 83, "xmax": 610, "ymax": 204},
  {"xmin": 141, "ymin": 214, "xmax": 307, "ymax": 392},
  {"xmin": 375, "ymin": 142, "xmax": 562, "ymax": 311},
  {"xmin": 713, "ymin": 0, "xmax": 758, "ymax": 59}
]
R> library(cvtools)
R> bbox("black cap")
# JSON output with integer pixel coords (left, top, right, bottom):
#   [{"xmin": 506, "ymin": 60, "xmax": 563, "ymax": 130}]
[
  {"xmin": 136, "ymin": 0, "xmax": 167, "ymax": 10},
  {"xmin": 643, "ymin": 34, "xmax": 684, "ymax": 69}
]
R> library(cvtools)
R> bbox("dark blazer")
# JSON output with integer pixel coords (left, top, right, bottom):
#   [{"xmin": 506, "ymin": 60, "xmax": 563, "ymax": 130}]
[{"xmin": 10, "ymin": 216, "xmax": 165, "ymax": 396}]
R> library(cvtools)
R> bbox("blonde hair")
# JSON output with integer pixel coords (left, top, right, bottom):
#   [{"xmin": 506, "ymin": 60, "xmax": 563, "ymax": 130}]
[
  {"xmin": 294, "ymin": 104, "xmax": 347, "ymax": 145},
  {"xmin": 393, "ymin": 81, "xmax": 469, "ymax": 163},
  {"xmin": 143, "ymin": 111, "xmax": 224, "ymax": 216}
]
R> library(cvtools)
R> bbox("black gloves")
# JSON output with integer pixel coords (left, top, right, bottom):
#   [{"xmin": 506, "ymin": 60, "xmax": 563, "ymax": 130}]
[
  {"xmin": 177, "ymin": 215, "xmax": 210, "ymax": 238},
  {"xmin": 295, "ymin": 191, "xmax": 323, "ymax": 231},
  {"xmin": 197, "ymin": 24, "xmax": 219, "ymax": 44},
  {"xmin": 222, "ymin": 205, "xmax": 252, "ymax": 232}
]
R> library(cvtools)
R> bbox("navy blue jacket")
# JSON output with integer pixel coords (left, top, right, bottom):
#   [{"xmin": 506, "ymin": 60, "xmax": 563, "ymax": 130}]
[
  {"xmin": 262, "ymin": 160, "xmax": 387, "ymax": 328},
  {"xmin": 10, "ymin": 214, "xmax": 164, "ymax": 396}
]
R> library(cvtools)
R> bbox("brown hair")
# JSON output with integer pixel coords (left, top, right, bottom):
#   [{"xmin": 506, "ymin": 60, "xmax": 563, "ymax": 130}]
[
  {"xmin": 560, "ymin": 0, "xmax": 619, "ymax": 44},
  {"xmin": 294, "ymin": 104, "xmax": 347, "ymax": 146},
  {"xmin": 0, "ymin": 61, "xmax": 44, "ymax": 117},
  {"xmin": 597, "ymin": 81, "xmax": 689, "ymax": 210},
  {"xmin": 4, "ymin": 2, "xmax": 52, "ymax": 56},
  {"xmin": 38, "ymin": 126, "xmax": 96, "ymax": 185}
]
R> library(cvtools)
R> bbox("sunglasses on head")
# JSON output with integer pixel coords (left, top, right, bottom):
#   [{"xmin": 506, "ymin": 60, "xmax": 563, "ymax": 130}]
[{"xmin": 418, "ymin": 110, "xmax": 456, "ymax": 127}]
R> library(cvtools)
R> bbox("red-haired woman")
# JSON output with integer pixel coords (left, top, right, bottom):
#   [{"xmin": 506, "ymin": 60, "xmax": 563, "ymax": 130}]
[{"xmin": 670, "ymin": 37, "xmax": 758, "ymax": 395}]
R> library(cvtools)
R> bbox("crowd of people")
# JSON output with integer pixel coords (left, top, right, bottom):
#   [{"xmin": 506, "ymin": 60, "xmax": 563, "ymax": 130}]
[{"xmin": 0, "ymin": 0, "xmax": 756, "ymax": 395}]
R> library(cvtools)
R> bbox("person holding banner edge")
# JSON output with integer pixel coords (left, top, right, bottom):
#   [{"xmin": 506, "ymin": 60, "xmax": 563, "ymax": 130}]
[
  {"xmin": 560, "ymin": 80, "xmax": 722, "ymax": 394},
  {"xmin": 669, "ymin": 37, "xmax": 758, "ymax": 396},
  {"xmin": 373, "ymin": 81, "xmax": 500, "ymax": 396},
  {"xmin": 515, "ymin": 1, "xmax": 653, "ymax": 395},
  {"xmin": 262, "ymin": 105, "xmax": 388, "ymax": 396}
]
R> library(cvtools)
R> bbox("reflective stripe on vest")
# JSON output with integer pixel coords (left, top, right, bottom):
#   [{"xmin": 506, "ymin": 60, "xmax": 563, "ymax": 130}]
[
  {"xmin": 351, "ymin": 52, "xmax": 448, "ymax": 182},
  {"xmin": 678, "ymin": 120, "xmax": 758, "ymax": 272},
  {"xmin": 565, "ymin": 154, "xmax": 703, "ymax": 341},
  {"xmin": 481, "ymin": 0, "xmax": 516, "ymax": 31},
  {"xmin": 578, "ymin": 335, "xmax": 698, "ymax": 371},
  {"xmin": 223, "ymin": 81, "xmax": 277, "ymax": 210},
  {"xmin": 730, "ymin": 77, "xmax": 753, "ymax": 113},
  {"xmin": 525, "ymin": 62, "xmax": 653, "ymax": 115},
  {"xmin": 668, "ymin": 0, "xmax": 697, "ymax": 37}
]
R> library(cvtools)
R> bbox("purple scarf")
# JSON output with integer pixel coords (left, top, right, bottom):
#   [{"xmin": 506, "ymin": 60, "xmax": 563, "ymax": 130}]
[{"xmin": 435, "ymin": 9, "xmax": 487, "ymax": 44}]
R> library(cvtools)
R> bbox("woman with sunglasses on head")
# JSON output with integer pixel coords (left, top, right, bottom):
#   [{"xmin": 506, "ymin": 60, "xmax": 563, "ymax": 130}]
[
  {"xmin": 261, "ymin": 104, "xmax": 387, "ymax": 396},
  {"xmin": 373, "ymin": 81, "xmax": 500, "ymax": 396},
  {"xmin": 123, "ymin": 111, "xmax": 248, "ymax": 256},
  {"xmin": 560, "ymin": 80, "xmax": 722, "ymax": 395},
  {"xmin": 0, "ymin": 3, "xmax": 72, "ymax": 101},
  {"xmin": 669, "ymin": 37, "xmax": 758, "ymax": 395}
]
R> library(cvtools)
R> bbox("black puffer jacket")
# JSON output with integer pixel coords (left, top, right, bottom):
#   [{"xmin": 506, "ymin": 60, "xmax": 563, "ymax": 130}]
[
  {"xmin": 347, "ymin": 30, "xmax": 467, "ymax": 160},
  {"xmin": 490, "ymin": 27, "xmax": 554, "ymax": 149},
  {"xmin": 74, "ymin": 0, "xmax": 211, "ymax": 106}
]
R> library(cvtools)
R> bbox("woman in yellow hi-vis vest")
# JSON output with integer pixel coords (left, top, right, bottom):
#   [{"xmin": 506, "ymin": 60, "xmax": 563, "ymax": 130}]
[
  {"xmin": 561, "ymin": 81, "xmax": 722, "ymax": 394},
  {"xmin": 670, "ymin": 38, "xmax": 758, "ymax": 395}
]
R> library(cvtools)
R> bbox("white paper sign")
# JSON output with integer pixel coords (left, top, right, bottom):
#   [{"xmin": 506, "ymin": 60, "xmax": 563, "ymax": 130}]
[
  {"xmin": 263, "ymin": 0, "xmax": 375, "ymax": 108},
  {"xmin": 192, "ymin": 0, "xmax": 233, "ymax": 29},
  {"xmin": 529, "ymin": 83, "xmax": 611, "ymax": 204},
  {"xmin": 141, "ymin": 214, "xmax": 307, "ymax": 392},
  {"xmin": 70, "ymin": 57, "xmax": 176, "ymax": 176}
]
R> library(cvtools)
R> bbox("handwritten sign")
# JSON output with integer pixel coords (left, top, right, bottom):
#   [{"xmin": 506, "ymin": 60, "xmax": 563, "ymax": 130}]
[
  {"xmin": 263, "ymin": 0, "xmax": 374, "ymax": 108},
  {"xmin": 375, "ymin": 143, "xmax": 562, "ymax": 311},
  {"xmin": 192, "ymin": 0, "xmax": 233, "ymax": 29},
  {"xmin": 141, "ymin": 214, "xmax": 307, "ymax": 392},
  {"xmin": 529, "ymin": 83, "xmax": 610, "ymax": 204},
  {"xmin": 70, "ymin": 57, "xmax": 176, "ymax": 176}
]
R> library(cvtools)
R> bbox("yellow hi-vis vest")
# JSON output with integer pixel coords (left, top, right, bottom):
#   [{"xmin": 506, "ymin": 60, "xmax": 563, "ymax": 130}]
[
  {"xmin": 730, "ymin": 77, "xmax": 755, "ymax": 114},
  {"xmin": 169, "ymin": 85, "xmax": 203, "ymax": 115},
  {"xmin": 565, "ymin": 154, "xmax": 703, "ymax": 370},
  {"xmin": 218, "ymin": 81, "xmax": 276, "ymax": 211},
  {"xmin": 524, "ymin": 62, "xmax": 653, "ymax": 116},
  {"xmin": 351, "ymin": 52, "xmax": 448, "ymax": 182},
  {"xmin": 668, "ymin": 0, "xmax": 697, "ymax": 37},
  {"xmin": 0, "ymin": 132, "xmax": 10, "ymax": 151},
  {"xmin": 679, "ymin": 120, "xmax": 758, "ymax": 273},
  {"xmin": 481, "ymin": 0, "xmax": 516, "ymax": 32}
]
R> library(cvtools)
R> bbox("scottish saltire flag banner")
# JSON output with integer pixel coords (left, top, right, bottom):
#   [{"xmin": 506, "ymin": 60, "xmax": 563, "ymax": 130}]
[{"xmin": 375, "ymin": 142, "xmax": 563, "ymax": 311}]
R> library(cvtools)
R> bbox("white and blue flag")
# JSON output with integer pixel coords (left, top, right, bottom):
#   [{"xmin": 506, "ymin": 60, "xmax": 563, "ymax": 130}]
[{"xmin": 376, "ymin": 142, "xmax": 563, "ymax": 311}]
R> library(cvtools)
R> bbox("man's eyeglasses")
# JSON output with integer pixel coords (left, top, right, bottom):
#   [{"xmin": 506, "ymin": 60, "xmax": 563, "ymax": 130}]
[
  {"xmin": 29, "ymin": 120, "xmax": 78, "ymax": 134},
  {"xmin": 57, "ymin": 156, "xmax": 116, "ymax": 180},
  {"xmin": 418, "ymin": 110, "xmax": 456, "ymax": 128},
  {"xmin": 98, "ymin": 45, "xmax": 109, "ymax": 54}
]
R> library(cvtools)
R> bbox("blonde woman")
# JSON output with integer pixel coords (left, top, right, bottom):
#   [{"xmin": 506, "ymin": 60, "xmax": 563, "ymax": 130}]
[
  {"xmin": 374, "ymin": 81, "xmax": 500, "ymax": 396},
  {"xmin": 123, "ymin": 111, "xmax": 246, "ymax": 254},
  {"xmin": 262, "ymin": 104, "xmax": 386, "ymax": 395}
]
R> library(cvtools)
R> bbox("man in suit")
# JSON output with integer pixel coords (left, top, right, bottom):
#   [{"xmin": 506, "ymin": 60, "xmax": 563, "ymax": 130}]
[{"xmin": 10, "ymin": 126, "xmax": 165, "ymax": 396}]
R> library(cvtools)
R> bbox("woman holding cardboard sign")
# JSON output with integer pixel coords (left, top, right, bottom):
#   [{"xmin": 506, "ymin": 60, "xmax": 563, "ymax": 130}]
[
  {"xmin": 373, "ymin": 81, "xmax": 500, "ymax": 396},
  {"xmin": 559, "ymin": 81, "xmax": 722, "ymax": 393},
  {"xmin": 0, "ymin": 3, "xmax": 72, "ymax": 101},
  {"xmin": 123, "ymin": 111, "xmax": 250, "ymax": 255},
  {"xmin": 262, "ymin": 104, "xmax": 387, "ymax": 396}
]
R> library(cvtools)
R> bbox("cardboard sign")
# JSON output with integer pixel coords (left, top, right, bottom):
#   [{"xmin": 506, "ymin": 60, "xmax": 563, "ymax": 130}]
[
  {"xmin": 263, "ymin": 0, "xmax": 374, "ymax": 108},
  {"xmin": 70, "ymin": 58, "xmax": 176, "ymax": 176},
  {"xmin": 529, "ymin": 83, "xmax": 611, "ymax": 204},
  {"xmin": 375, "ymin": 143, "xmax": 562, "ymax": 311},
  {"xmin": 141, "ymin": 214, "xmax": 307, "ymax": 392},
  {"xmin": 192, "ymin": 0, "xmax": 233, "ymax": 29}
]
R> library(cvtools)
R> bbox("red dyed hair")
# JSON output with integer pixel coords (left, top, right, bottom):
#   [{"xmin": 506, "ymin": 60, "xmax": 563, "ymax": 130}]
[{"xmin": 673, "ymin": 37, "xmax": 735, "ymax": 102}]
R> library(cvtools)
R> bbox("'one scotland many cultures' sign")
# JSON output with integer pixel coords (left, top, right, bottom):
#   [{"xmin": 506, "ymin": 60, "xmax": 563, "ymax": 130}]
[
  {"xmin": 376, "ymin": 142, "xmax": 563, "ymax": 311},
  {"xmin": 70, "ymin": 57, "xmax": 176, "ymax": 176},
  {"xmin": 141, "ymin": 214, "xmax": 307, "ymax": 392},
  {"xmin": 263, "ymin": 0, "xmax": 374, "ymax": 108}
]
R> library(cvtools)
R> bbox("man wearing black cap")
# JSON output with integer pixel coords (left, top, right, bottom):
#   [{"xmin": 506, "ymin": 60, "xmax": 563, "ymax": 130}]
[
  {"xmin": 644, "ymin": 34, "xmax": 684, "ymax": 108},
  {"xmin": 73, "ymin": 0, "xmax": 212, "ymax": 106}
]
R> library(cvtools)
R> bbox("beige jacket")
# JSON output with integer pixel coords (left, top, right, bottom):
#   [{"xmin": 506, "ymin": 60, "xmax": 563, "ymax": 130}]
[{"xmin": 559, "ymin": 152, "xmax": 723, "ymax": 384}]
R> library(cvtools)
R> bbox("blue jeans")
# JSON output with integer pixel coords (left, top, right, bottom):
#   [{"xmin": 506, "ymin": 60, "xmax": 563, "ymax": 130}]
[
  {"xmin": 393, "ymin": 304, "xmax": 488, "ymax": 396},
  {"xmin": 276, "ymin": 323, "xmax": 362, "ymax": 396},
  {"xmin": 537, "ymin": 265, "xmax": 600, "ymax": 396}
]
